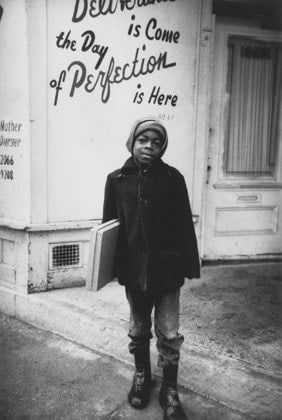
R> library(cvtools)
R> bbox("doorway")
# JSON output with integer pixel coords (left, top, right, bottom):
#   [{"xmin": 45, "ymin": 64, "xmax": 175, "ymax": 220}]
[{"xmin": 203, "ymin": 17, "xmax": 282, "ymax": 260}]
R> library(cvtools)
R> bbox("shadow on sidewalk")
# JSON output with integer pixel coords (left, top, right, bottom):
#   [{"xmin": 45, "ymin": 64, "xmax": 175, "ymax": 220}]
[{"xmin": 180, "ymin": 263, "xmax": 281, "ymax": 372}]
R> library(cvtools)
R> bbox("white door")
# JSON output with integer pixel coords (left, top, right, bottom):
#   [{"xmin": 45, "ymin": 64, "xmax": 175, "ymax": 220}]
[{"xmin": 203, "ymin": 18, "xmax": 282, "ymax": 260}]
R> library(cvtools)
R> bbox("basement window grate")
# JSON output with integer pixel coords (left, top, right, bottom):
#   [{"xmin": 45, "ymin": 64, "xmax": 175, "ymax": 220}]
[{"xmin": 50, "ymin": 243, "xmax": 82, "ymax": 269}]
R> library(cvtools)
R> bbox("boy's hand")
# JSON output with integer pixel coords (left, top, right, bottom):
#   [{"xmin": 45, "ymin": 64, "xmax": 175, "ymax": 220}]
[{"xmin": 187, "ymin": 272, "xmax": 201, "ymax": 280}]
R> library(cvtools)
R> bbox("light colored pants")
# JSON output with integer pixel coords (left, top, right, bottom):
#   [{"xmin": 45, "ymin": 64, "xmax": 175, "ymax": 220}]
[{"xmin": 125, "ymin": 287, "xmax": 184, "ymax": 367}]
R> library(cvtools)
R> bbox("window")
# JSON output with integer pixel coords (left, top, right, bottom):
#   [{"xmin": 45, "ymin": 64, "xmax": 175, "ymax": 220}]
[{"xmin": 225, "ymin": 36, "xmax": 281, "ymax": 176}]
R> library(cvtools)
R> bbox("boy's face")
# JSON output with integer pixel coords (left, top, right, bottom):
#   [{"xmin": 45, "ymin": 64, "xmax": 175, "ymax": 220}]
[{"xmin": 132, "ymin": 130, "xmax": 163, "ymax": 167}]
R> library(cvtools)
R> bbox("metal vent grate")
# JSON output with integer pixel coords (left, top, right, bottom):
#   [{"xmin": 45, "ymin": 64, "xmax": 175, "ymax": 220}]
[{"xmin": 50, "ymin": 243, "xmax": 82, "ymax": 269}]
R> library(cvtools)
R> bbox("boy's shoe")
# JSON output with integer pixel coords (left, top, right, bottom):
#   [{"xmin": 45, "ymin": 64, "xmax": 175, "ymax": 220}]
[
  {"xmin": 159, "ymin": 384, "xmax": 188, "ymax": 420},
  {"xmin": 128, "ymin": 368, "xmax": 151, "ymax": 409}
]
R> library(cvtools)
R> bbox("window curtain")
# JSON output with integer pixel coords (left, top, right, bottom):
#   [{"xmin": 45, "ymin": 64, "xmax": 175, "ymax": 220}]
[{"xmin": 226, "ymin": 37, "xmax": 281, "ymax": 175}]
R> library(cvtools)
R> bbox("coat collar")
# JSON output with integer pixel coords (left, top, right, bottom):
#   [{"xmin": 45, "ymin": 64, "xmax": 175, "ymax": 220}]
[{"xmin": 120, "ymin": 156, "xmax": 167, "ymax": 175}]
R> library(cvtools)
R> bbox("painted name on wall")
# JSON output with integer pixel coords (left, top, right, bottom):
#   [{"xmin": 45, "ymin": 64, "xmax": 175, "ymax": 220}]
[{"xmin": 0, "ymin": 120, "xmax": 23, "ymax": 181}]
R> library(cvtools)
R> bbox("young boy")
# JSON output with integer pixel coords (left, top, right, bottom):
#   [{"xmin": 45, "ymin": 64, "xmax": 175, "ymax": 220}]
[{"xmin": 102, "ymin": 117, "xmax": 200, "ymax": 420}]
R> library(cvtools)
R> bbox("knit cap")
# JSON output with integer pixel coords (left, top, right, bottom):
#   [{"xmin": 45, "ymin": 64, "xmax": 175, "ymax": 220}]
[{"xmin": 126, "ymin": 117, "xmax": 168, "ymax": 157}]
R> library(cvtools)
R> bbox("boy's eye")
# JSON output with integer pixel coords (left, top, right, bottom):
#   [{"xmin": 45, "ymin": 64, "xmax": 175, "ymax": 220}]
[
  {"xmin": 136, "ymin": 137, "xmax": 162, "ymax": 148},
  {"xmin": 136, "ymin": 137, "xmax": 146, "ymax": 144},
  {"xmin": 153, "ymin": 140, "xmax": 162, "ymax": 148}
]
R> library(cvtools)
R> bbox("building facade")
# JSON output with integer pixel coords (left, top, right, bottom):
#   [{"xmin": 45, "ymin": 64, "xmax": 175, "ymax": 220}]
[{"xmin": 0, "ymin": 0, "xmax": 281, "ymax": 295}]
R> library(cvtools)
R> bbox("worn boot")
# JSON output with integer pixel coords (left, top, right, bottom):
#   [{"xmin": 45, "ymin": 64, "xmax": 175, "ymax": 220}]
[
  {"xmin": 159, "ymin": 365, "xmax": 187, "ymax": 420},
  {"xmin": 128, "ymin": 348, "xmax": 151, "ymax": 409}
]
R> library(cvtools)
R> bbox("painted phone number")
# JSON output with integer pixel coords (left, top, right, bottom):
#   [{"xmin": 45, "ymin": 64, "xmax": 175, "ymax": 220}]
[
  {"xmin": 0, "ymin": 170, "xmax": 13, "ymax": 180},
  {"xmin": 0, "ymin": 155, "xmax": 14, "ymax": 165},
  {"xmin": 0, "ymin": 155, "xmax": 14, "ymax": 180}
]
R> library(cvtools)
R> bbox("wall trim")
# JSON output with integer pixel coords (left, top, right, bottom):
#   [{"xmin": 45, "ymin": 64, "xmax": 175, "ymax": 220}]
[
  {"xmin": 0, "ymin": 218, "xmax": 99, "ymax": 232},
  {"xmin": 213, "ymin": 183, "xmax": 282, "ymax": 190},
  {"xmin": 0, "ymin": 216, "xmax": 199, "ymax": 232}
]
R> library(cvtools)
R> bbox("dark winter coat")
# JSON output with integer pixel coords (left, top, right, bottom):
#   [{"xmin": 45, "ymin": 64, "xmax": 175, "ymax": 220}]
[{"xmin": 102, "ymin": 157, "xmax": 200, "ymax": 295}]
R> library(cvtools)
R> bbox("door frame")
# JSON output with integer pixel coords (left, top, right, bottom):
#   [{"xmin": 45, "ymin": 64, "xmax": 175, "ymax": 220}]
[{"xmin": 201, "ymin": 16, "xmax": 282, "ymax": 260}]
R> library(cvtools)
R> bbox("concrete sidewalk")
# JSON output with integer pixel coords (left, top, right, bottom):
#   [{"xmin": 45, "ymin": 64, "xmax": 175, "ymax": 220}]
[
  {"xmin": 0, "ymin": 313, "xmax": 248, "ymax": 419},
  {"xmin": 1, "ymin": 262, "xmax": 281, "ymax": 419}
]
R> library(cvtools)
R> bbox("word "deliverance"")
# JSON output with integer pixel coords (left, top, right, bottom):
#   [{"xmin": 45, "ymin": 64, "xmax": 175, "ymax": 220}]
[{"xmin": 72, "ymin": 0, "xmax": 177, "ymax": 22}]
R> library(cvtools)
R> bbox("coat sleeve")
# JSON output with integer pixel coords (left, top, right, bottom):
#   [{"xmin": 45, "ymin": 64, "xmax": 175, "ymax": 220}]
[
  {"xmin": 178, "ymin": 175, "xmax": 201, "ymax": 279},
  {"xmin": 102, "ymin": 175, "xmax": 118, "ymax": 223}
]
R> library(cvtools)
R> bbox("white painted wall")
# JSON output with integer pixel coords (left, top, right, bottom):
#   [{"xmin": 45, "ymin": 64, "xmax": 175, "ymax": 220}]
[
  {"xmin": 46, "ymin": 0, "xmax": 200, "ymax": 221},
  {"xmin": 0, "ymin": 0, "xmax": 30, "ymax": 222}
]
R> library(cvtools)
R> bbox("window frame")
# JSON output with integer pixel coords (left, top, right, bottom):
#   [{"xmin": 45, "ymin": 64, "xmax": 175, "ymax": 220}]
[{"xmin": 214, "ymin": 20, "xmax": 282, "ymax": 188}]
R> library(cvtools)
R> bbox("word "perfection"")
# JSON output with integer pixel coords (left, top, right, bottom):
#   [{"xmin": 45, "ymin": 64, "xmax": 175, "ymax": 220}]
[{"xmin": 50, "ymin": 44, "xmax": 176, "ymax": 105}]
